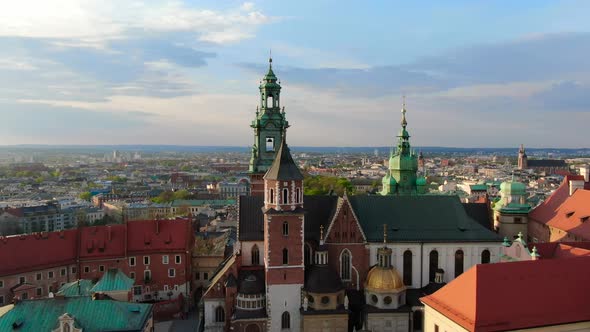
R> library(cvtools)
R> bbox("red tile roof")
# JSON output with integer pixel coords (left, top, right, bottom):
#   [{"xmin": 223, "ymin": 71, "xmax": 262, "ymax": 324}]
[
  {"xmin": 530, "ymin": 242, "xmax": 590, "ymax": 259},
  {"xmin": 0, "ymin": 230, "xmax": 77, "ymax": 275},
  {"xmin": 79, "ymin": 225, "xmax": 126, "ymax": 259},
  {"xmin": 421, "ymin": 257, "xmax": 590, "ymax": 331},
  {"xmin": 127, "ymin": 219, "xmax": 191, "ymax": 254},
  {"xmin": 541, "ymin": 189, "xmax": 590, "ymax": 240}
]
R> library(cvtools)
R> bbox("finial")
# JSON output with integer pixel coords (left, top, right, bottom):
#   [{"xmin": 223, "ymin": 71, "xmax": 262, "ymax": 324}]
[
  {"xmin": 269, "ymin": 49, "xmax": 272, "ymax": 68},
  {"xmin": 401, "ymin": 96, "xmax": 407, "ymax": 128},
  {"xmin": 320, "ymin": 225, "xmax": 324, "ymax": 241},
  {"xmin": 502, "ymin": 236, "xmax": 511, "ymax": 247},
  {"xmin": 517, "ymin": 232, "xmax": 523, "ymax": 240},
  {"xmin": 383, "ymin": 224, "xmax": 387, "ymax": 244}
]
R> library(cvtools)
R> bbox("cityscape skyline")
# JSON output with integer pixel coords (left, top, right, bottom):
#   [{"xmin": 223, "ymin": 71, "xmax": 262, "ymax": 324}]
[{"xmin": 1, "ymin": 1, "xmax": 590, "ymax": 147}]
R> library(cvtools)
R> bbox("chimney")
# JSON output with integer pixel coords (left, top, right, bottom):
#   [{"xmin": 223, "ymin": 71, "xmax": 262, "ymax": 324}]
[
  {"xmin": 580, "ymin": 165, "xmax": 590, "ymax": 182},
  {"xmin": 569, "ymin": 180, "xmax": 584, "ymax": 196}
]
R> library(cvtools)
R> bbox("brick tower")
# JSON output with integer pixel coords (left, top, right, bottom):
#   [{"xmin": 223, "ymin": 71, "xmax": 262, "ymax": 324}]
[{"xmin": 262, "ymin": 130, "xmax": 305, "ymax": 331}]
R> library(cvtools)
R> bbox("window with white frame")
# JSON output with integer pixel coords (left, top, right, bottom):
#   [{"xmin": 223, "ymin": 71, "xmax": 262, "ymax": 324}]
[
  {"xmin": 175, "ymin": 255, "xmax": 181, "ymax": 264},
  {"xmin": 48, "ymin": 271, "xmax": 54, "ymax": 279},
  {"xmin": 144, "ymin": 256, "xmax": 150, "ymax": 265},
  {"xmin": 168, "ymin": 268, "xmax": 175, "ymax": 277},
  {"xmin": 129, "ymin": 257, "xmax": 136, "ymax": 266},
  {"xmin": 162, "ymin": 255, "xmax": 169, "ymax": 264}
]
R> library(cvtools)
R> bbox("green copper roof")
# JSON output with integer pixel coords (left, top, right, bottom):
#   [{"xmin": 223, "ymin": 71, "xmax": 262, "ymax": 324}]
[
  {"xmin": 470, "ymin": 184, "xmax": 488, "ymax": 191},
  {"xmin": 57, "ymin": 280, "xmax": 95, "ymax": 297},
  {"xmin": 348, "ymin": 195, "xmax": 501, "ymax": 242},
  {"xmin": 91, "ymin": 269, "xmax": 134, "ymax": 293},
  {"xmin": 0, "ymin": 297, "xmax": 152, "ymax": 332},
  {"xmin": 500, "ymin": 181, "xmax": 526, "ymax": 194}
]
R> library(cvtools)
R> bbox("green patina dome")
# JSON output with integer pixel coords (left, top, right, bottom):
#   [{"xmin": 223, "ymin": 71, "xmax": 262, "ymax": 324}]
[
  {"xmin": 416, "ymin": 177, "xmax": 427, "ymax": 186},
  {"xmin": 500, "ymin": 181, "xmax": 526, "ymax": 195}
]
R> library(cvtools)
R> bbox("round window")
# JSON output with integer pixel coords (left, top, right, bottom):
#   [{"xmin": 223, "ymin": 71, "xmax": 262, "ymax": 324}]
[
  {"xmin": 371, "ymin": 294, "xmax": 378, "ymax": 304},
  {"xmin": 307, "ymin": 295, "xmax": 314, "ymax": 303},
  {"xmin": 384, "ymin": 296, "xmax": 392, "ymax": 305},
  {"xmin": 321, "ymin": 296, "xmax": 330, "ymax": 304}
]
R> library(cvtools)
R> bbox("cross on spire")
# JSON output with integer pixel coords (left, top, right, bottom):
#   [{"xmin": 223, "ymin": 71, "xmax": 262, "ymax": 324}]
[{"xmin": 383, "ymin": 224, "xmax": 387, "ymax": 244}]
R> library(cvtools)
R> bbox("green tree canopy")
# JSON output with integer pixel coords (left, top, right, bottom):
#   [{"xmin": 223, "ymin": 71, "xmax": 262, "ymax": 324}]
[{"xmin": 303, "ymin": 175, "xmax": 353, "ymax": 196}]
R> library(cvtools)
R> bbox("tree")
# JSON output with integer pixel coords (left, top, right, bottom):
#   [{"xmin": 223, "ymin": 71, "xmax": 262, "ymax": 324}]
[
  {"xmin": 303, "ymin": 175, "xmax": 354, "ymax": 196},
  {"xmin": 79, "ymin": 192, "xmax": 92, "ymax": 201}
]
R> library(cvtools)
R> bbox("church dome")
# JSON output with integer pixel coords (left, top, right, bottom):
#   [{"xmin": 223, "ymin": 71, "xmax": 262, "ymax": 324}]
[
  {"xmin": 500, "ymin": 181, "xmax": 526, "ymax": 195},
  {"xmin": 416, "ymin": 177, "xmax": 427, "ymax": 186},
  {"xmin": 305, "ymin": 265, "xmax": 344, "ymax": 293},
  {"xmin": 365, "ymin": 266, "xmax": 404, "ymax": 293}
]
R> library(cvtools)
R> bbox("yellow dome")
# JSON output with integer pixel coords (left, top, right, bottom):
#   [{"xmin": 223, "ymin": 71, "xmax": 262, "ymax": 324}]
[{"xmin": 365, "ymin": 266, "xmax": 404, "ymax": 292}]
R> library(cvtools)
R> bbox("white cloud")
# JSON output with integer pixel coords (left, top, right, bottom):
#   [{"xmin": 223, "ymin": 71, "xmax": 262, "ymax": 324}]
[
  {"xmin": 0, "ymin": 0, "xmax": 275, "ymax": 45},
  {"xmin": 0, "ymin": 58, "xmax": 38, "ymax": 71}
]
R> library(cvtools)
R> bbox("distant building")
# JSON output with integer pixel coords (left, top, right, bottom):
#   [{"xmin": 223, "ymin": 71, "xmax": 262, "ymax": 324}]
[{"xmin": 518, "ymin": 144, "xmax": 568, "ymax": 173}]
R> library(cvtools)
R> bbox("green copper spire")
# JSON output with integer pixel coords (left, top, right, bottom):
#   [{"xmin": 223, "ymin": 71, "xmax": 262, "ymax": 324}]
[
  {"xmin": 249, "ymin": 56, "xmax": 289, "ymax": 174},
  {"xmin": 381, "ymin": 98, "xmax": 427, "ymax": 195}
]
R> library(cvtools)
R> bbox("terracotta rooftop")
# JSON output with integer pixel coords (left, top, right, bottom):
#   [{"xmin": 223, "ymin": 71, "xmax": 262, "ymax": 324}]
[
  {"xmin": 421, "ymin": 256, "xmax": 590, "ymax": 331},
  {"xmin": 530, "ymin": 242, "xmax": 590, "ymax": 259}
]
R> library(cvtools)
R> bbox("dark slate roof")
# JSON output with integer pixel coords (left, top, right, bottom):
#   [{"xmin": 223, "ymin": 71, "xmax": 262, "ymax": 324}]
[
  {"xmin": 304, "ymin": 265, "xmax": 344, "ymax": 293},
  {"xmin": 238, "ymin": 269, "xmax": 265, "ymax": 295},
  {"xmin": 348, "ymin": 195, "xmax": 502, "ymax": 242},
  {"xmin": 238, "ymin": 195, "xmax": 338, "ymax": 242},
  {"xmin": 462, "ymin": 203, "xmax": 493, "ymax": 230},
  {"xmin": 238, "ymin": 195, "xmax": 264, "ymax": 241},
  {"xmin": 263, "ymin": 137, "xmax": 304, "ymax": 181},
  {"xmin": 527, "ymin": 159, "xmax": 567, "ymax": 167}
]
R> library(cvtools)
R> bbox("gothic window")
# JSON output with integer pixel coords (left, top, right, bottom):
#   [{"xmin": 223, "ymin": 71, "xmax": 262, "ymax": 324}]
[
  {"xmin": 481, "ymin": 249, "xmax": 491, "ymax": 264},
  {"xmin": 296, "ymin": 188, "xmax": 301, "ymax": 203},
  {"xmin": 282, "ymin": 188, "xmax": 288, "ymax": 204},
  {"xmin": 269, "ymin": 189, "xmax": 274, "ymax": 204},
  {"xmin": 281, "ymin": 311, "xmax": 290, "ymax": 329},
  {"xmin": 282, "ymin": 221, "xmax": 289, "ymax": 236},
  {"xmin": 340, "ymin": 249, "xmax": 351, "ymax": 281},
  {"xmin": 429, "ymin": 250, "xmax": 439, "ymax": 282},
  {"xmin": 455, "ymin": 250, "xmax": 464, "ymax": 277},
  {"xmin": 403, "ymin": 250, "xmax": 412, "ymax": 286},
  {"xmin": 251, "ymin": 245, "xmax": 260, "ymax": 265},
  {"xmin": 266, "ymin": 137, "xmax": 274, "ymax": 152},
  {"xmin": 282, "ymin": 248, "xmax": 289, "ymax": 265},
  {"xmin": 215, "ymin": 306, "xmax": 225, "ymax": 322}
]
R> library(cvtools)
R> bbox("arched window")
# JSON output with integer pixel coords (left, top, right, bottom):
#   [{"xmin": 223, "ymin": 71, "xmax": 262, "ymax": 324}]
[
  {"xmin": 251, "ymin": 245, "xmax": 260, "ymax": 265},
  {"xmin": 215, "ymin": 306, "xmax": 225, "ymax": 322},
  {"xmin": 269, "ymin": 189, "xmax": 274, "ymax": 204},
  {"xmin": 281, "ymin": 311, "xmax": 290, "ymax": 329},
  {"xmin": 429, "ymin": 250, "xmax": 439, "ymax": 282},
  {"xmin": 455, "ymin": 249, "xmax": 464, "ymax": 277},
  {"xmin": 282, "ymin": 248, "xmax": 288, "ymax": 265},
  {"xmin": 481, "ymin": 249, "xmax": 490, "ymax": 264},
  {"xmin": 282, "ymin": 221, "xmax": 289, "ymax": 236},
  {"xmin": 340, "ymin": 250, "xmax": 351, "ymax": 281},
  {"xmin": 296, "ymin": 188, "xmax": 301, "ymax": 203},
  {"xmin": 403, "ymin": 250, "xmax": 412, "ymax": 286},
  {"xmin": 282, "ymin": 188, "xmax": 288, "ymax": 204}
]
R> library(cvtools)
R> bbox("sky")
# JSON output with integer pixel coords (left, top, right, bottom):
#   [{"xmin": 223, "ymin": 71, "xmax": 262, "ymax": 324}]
[{"xmin": 1, "ymin": 0, "xmax": 590, "ymax": 148}]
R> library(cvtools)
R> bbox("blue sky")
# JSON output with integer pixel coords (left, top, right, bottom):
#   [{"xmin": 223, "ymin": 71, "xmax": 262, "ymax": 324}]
[{"xmin": 1, "ymin": 0, "xmax": 590, "ymax": 147}]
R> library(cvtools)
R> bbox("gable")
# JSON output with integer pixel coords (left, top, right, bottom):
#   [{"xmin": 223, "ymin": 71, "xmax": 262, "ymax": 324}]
[{"xmin": 325, "ymin": 197, "xmax": 366, "ymax": 244}]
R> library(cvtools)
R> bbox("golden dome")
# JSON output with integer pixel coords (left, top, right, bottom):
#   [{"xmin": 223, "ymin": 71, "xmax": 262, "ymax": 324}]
[{"xmin": 365, "ymin": 266, "xmax": 404, "ymax": 292}]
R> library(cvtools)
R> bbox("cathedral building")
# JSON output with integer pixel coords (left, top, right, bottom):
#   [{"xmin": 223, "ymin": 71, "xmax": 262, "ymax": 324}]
[
  {"xmin": 517, "ymin": 144, "xmax": 568, "ymax": 173},
  {"xmin": 201, "ymin": 59, "xmax": 503, "ymax": 332}
]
